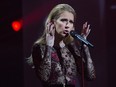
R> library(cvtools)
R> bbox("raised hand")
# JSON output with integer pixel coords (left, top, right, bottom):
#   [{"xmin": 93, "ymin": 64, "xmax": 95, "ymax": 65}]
[
  {"xmin": 46, "ymin": 22, "xmax": 55, "ymax": 47},
  {"xmin": 81, "ymin": 22, "xmax": 91, "ymax": 39}
]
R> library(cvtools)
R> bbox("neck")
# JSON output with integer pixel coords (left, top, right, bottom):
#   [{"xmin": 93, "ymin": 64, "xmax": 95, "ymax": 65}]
[{"xmin": 54, "ymin": 31, "xmax": 64, "ymax": 47}]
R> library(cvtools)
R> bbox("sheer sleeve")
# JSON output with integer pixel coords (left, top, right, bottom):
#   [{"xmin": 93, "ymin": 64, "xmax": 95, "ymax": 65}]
[
  {"xmin": 68, "ymin": 41, "xmax": 96, "ymax": 81},
  {"xmin": 82, "ymin": 45, "xmax": 96, "ymax": 80},
  {"xmin": 32, "ymin": 44, "xmax": 53, "ymax": 81}
]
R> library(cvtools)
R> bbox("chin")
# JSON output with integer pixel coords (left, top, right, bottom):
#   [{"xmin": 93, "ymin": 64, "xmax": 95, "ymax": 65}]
[
  {"xmin": 61, "ymin": 34, "xmax": 67, "ymax": 37},
  {"xmin": 58, "ymin": 32, "xmax": 67, "ymax": 38}
]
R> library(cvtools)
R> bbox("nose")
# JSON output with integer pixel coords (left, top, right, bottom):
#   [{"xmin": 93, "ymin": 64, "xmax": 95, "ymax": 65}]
[
  {"xmin": 65, "ymin": 26, "xmax": 69, "ymax": 29},
  {"xmin": 65, "ymin": 21, "xmax": 70, "ymax": 29}
]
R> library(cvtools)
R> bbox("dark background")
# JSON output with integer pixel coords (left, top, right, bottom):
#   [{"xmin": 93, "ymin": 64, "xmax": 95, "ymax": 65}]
[{"xmin": 0, "ymin": 0, "xmax": 116, "ymax": 87}]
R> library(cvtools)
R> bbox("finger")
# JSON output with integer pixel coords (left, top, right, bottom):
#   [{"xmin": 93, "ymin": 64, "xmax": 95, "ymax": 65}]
[
  {"xmin": 87, "ymin": 29, "xmax": 90, "ymax": 34},
  {"xmin": 88, "ymin": 28, "xmax": 91, "ymax": 34},
  {"xmin": 52, "ymin": 27, "xmax": 55, "ymax": 36},
  {"xmin": 82, "ymin": 22, "xmax": 87, "ymax": 32},
  {"xmin": 87, "ymin": 24, "xmax": 90, "ymax": 29},
  {"xmin": 86, "ymin": 24, "xmax": 90, "ymax": 33},
  {"xmin": 48, "ymin": 22, "xmax": 53, "ymax": 32},
  {"xmin": 86, "ymin": 28, "xmax": 91, "ymax": 37},
  {"xmin": 50, "ymin": 24, "xmax": 54, "ymax": 32},
  {"xmin": 50, "ymin": 24, "xmax": 55, "ymax": 36},
  {"xmin": 46, "ymin": 23, "xmax": 51, "ymax": 33},
  {"xmin": 83, "ymin": 22, "xmax": 87, "ymax": 28},
  {"xmin": 83, "ymin": 23, "xmax": 85, "ymax": 29},
  {"xmin": 46, "ymin": 22, "xmax": 53, "ymax": 34},
  {"xmin": 85, "ymin": 22, "xmax": 87, "ymax": 27}
]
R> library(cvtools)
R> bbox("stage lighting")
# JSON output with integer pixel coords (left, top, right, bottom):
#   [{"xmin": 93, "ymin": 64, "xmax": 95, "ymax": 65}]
[{"xmin": 12, "ymin": 21, "xmax": 22, "ymax": 32}]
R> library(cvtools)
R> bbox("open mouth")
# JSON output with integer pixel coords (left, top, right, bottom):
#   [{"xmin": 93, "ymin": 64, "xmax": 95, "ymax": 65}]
[
  {"xmin": 63, "ymin": 30, "xmax": 69, "ymax": 37},
  {"xmin": 63, "ymin": 30, "xmax": 69, "ymax": 34}
]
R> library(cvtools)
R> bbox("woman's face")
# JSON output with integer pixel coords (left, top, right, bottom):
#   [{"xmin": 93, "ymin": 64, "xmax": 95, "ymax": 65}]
[{"xmin": 54, "ymin": 11, "xmax": 74, "ymax": 37}]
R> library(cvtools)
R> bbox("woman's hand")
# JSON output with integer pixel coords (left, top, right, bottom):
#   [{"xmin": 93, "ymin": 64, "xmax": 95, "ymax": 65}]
[
  {"xmin": 46, "ymin": 22, "xmax": 55, "ymax": 47},
  {"xmin": 81, "ymin": 22, "xmax": 91, "ymax": 39}
]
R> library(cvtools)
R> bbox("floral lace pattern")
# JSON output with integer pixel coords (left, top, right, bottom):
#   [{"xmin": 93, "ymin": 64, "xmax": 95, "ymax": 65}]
[
  {"xmin": 32, "ymin": 42, "xmax": 96, "ymax": 85},
  {"xmin": 48, "ymin": 47, "xmax": 78, "ymax": 85}
]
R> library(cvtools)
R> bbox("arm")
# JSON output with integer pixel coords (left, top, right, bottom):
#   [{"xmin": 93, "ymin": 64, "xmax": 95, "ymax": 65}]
[
  {"xmin": 82, "ymin": 45, "xmax": 96, "ymax": 80},
  {"xmin": 32, "ymin": 21, "xmax": 55, "ymax": 81},
  {"xmin": 32, "ymin": 44, "xmax": 53, "ymax": 81},
  {"xmin": 68, "ymin": 41, "xmax": 96, "ymax": 80},
  {"xmin": 81, "ymin": 22, "xmax": 96, "ymax": 80},
  {"xmin": 60, "ymin": 38, "xmax": 95, "ymax": 81}
]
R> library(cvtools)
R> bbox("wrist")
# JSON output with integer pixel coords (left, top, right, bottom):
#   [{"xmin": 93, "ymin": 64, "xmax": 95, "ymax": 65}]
[{"xmin": 81, "ymin": 34, "xmax": 87, "ymax": 40}]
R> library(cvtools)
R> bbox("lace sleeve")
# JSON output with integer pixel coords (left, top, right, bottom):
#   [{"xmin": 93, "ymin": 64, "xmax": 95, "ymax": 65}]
[
  {"xmin": 68, "ymin": 41, "xmax": 96, "ymax": 81},
  {"xmin": 82, "ymin": 45, "xmax": 96, "ymax": 80},
  {"xmin": 32, "ymin": 44, "xmax": 53, "ymax": 81}
]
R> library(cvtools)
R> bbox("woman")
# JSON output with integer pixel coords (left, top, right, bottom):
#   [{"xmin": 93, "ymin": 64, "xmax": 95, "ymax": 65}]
[{"xmin": 32, "ymin": 4, "xmax": 96, "ymax": 87}]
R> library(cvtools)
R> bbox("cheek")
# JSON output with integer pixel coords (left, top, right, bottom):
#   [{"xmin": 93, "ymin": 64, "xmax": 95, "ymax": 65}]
[
  {"xmin": 71, "ymin": 25, "xmax": 74, "ymax": 30},
  {"xmin": 58, "ymin": 24, "xmax": 64, "ymax": 29},
  {"xmin": 58, "ymin": 21, "xmax": 64, "ymax": 27},
  {"xmin": 56, "ymin": 22, "xmax": 65, "ymax": 30}
]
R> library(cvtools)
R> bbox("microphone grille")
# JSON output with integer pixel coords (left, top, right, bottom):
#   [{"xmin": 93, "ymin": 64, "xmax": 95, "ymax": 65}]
[{"xmin": 70, "ymin": 30, "xmax": 76, "ymax": 36}]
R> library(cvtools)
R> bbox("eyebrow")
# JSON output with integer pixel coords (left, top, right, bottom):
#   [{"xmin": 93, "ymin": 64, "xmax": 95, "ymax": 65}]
[{"xmin": 60, "ymin": 18, "xmax": 74, "ymax": 23}]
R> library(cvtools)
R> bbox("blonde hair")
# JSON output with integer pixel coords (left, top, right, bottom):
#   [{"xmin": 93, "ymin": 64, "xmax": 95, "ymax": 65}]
[{"xmin": 35, "ymin": 4, "xmax": 76, "ymax": 45}]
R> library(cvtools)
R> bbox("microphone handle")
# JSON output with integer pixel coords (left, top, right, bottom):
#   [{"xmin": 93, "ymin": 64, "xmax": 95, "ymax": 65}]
[{"xmin": 74, "ymin": 34, "xmax": 94, "ymax": 47}]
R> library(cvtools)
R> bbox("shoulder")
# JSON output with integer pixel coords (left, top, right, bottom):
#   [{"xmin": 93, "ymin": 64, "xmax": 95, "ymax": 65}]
[
  {"xmin": 33, "ymin": 42, "xmax": 46, "ymax": 49},
  {"xmin": 32, "ymin": 43, "xmax": 46, "ymax": 54}
]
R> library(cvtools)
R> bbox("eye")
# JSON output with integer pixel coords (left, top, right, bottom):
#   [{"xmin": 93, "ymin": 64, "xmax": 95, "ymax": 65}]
[
  {"xmin": 69, "ymin": 20, "xmax": 74, "ymax": 24},
  {"xmin": 60, "ymin": 18, "xmax": 68, "ymax": 22}
]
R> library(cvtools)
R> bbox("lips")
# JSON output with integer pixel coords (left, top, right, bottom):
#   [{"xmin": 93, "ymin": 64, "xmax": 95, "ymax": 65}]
[
  {"xmin": 63, "ymin": 30, "xmax": 69, "ymax": 34},
  {"xmin": 62, "ymin": 30, "xmax": 69, "ymax": 37}
]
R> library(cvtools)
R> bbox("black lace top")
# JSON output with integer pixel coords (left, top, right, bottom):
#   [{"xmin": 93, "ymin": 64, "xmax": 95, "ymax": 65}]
[{"xmin": 32, "ymin": 41, "xmax": 96, "ymax": 86}]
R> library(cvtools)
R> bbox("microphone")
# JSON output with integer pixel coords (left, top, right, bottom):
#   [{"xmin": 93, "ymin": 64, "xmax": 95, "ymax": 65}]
[{"xmin": 70, "ymin": 30, "xmax": 94, "ymax": 47}]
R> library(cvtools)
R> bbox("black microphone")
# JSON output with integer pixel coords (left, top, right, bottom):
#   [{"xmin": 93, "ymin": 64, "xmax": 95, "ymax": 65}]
[{"xmin": 70, "ymin": 30, "xmax": 94, "ymax": 47}]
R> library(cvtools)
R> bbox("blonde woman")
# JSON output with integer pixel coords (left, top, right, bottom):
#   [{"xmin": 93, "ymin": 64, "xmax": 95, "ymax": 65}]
[{"xmin": 32, "ymin": 4, "xmax": 96, "ymax": 87}]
